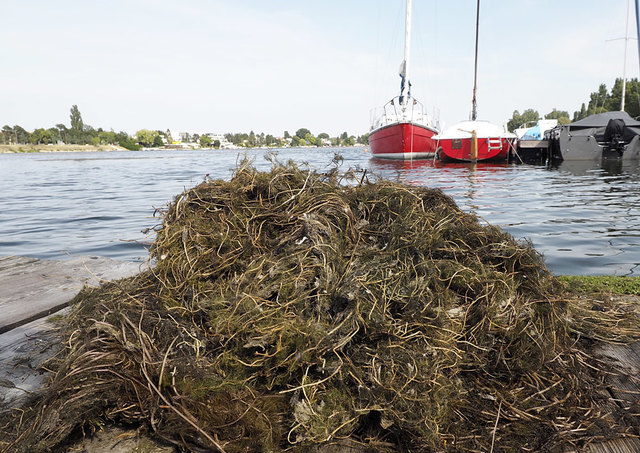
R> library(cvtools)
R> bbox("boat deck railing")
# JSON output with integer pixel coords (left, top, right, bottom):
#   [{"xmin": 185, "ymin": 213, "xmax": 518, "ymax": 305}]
[{"xmin": 370, "ymin": 96, "xmax": 439, "ymax": 131}]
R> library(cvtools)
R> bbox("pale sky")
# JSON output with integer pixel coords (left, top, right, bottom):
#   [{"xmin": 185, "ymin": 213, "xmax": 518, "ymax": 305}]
[{"xmin": 1, "ymin": 0, "xmax": 638, "ymax": 137}]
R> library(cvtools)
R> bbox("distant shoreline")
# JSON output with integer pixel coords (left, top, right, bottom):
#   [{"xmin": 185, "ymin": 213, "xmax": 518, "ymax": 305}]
[
  {"xmin": 0, "ymin": 144, "xmax": 366, "ymax": 154},
  {"xmin": 0, "ymin": 144, "xmax": 127, "ymax": 154}
]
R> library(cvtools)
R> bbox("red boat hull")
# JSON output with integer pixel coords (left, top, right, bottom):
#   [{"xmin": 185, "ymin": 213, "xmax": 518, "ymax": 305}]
[
  {"xmin": 370, "ymin": 122, "xmax": 438, "ymax": 159},
  {"xmin": 437, "ymin": 137, "xmax": 512, "ymax": 162}
]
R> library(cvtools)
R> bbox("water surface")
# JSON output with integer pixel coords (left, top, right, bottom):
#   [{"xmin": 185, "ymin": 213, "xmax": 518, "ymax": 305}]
[{"xmin": 1, "ymin": 148, "xmax": 639, "ymax": 276}]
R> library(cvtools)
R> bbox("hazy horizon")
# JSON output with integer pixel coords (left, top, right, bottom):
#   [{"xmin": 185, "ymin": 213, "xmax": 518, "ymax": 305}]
[{"xmin": 2, "ymin": 0, "xmax": 638, "ymax": 136}]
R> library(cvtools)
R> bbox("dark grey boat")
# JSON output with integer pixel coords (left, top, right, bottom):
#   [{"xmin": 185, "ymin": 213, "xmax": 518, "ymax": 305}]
[{"xmin": 550, "ymin": 111, "xmax": 640, "ymax": 160}]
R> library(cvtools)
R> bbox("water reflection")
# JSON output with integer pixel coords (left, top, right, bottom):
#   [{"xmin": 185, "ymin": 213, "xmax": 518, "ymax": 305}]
[
  {"xmin": 369, "ymin": 158, "xmax": 508, "ymax": 184},
  {"xmin": 552, "ymin": 159, "xmax": 640, "ymax": 177},
  {"xmin": 370, "ymin": 158, "xmax": 511, "ymax": 213}
]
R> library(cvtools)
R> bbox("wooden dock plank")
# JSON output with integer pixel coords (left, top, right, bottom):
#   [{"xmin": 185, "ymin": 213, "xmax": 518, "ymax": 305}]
[
  {"xmin": 0, "ymin": 256, "xmax": 141, "ymax": 412},
  {"xmin": 0, "ymin": 312, "xmax": 65, "ymax": 410},
  {"xmin": 517, "ymin": 139, "xmax": 550, "ymax": 149},
  {"xmin": 0, "ymin": 255, "xmax": 141, "ymax": 334}
]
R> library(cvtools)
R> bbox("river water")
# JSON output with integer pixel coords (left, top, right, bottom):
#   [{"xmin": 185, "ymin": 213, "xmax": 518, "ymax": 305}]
[{"xmin": 1, "ymin": 147, "xmax": 639, "ymax": 276}]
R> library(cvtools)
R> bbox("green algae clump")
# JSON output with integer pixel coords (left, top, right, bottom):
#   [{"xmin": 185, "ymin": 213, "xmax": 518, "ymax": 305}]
[{"xmin": 2, "ymin": 160, "xmax": 639, "ymax": 453}]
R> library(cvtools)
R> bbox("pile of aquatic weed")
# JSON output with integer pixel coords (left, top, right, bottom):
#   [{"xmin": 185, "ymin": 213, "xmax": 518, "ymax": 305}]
[{"xmin": 2, "ymin": 160, "xmax": 639, "ymax": 452}]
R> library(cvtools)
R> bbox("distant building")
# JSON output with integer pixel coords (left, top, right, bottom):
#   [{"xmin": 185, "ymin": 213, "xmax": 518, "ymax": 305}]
[{"xmin": 166, "ymin": 130, "xmax": 236, "ymax": 149}]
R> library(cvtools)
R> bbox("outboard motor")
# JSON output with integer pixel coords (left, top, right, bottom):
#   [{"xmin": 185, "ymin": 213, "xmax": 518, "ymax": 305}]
[{"xmin": 603, "ymin": 118, "xmax": 626, "ymax": 158}]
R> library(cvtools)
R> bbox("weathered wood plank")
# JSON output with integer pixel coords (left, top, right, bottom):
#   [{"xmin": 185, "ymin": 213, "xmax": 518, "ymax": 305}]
[
  {"xmin": 0, "ymin": 312, "xmax": 65, "ymax": 410},
  {"xmin": 0, "ymin": 255, "xmax": 141, "ymax": 333},
  {"xmin": 517, "ymin": 139, "xmax": 550, "ymax": 149},
  {"xmin": 585, "ymin": 437, "xmax": 640, "ymax": 453},
  {"xmin": 596, "ymin": 341, "xmax": 640, "ymax": 405},
  {"xmin": 567, "ymin": 341, "xmax": 640, "ymax": 453},
  {"xmin": 0, "ymin": 256, "xmax": 141, "ymax": 412}
]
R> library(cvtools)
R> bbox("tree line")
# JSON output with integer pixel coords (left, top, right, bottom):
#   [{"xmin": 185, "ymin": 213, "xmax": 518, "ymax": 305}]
[
  {"xmin": 0, "ymin": 105, "xmax": 369, "ymax": 150},
  {"xmin": 507, "ymin": 78, "xmax": 640, "ymax": 131},
  {"xmin": 223, "ymin": 129, "xmax": 369, "ymax": 148},
  {"xmin": 1, "ymin": 105, "xmax": 141, "ymax": 150}
]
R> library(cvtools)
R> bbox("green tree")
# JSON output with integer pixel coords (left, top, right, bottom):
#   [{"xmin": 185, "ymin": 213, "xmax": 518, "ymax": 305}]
[
  {"xmin": 625, "ymin": 78, "xmax": 640, "ymax": 118},
  {"xmin": 119, "ymin": 138, "xmax": 141, "ymax": 150},
  {"xmin": 55, "ymin": 124, "xmax": 69, "ymax": 143},
  {"xmin": 236, "ymin": 133, "xmax": 249, "ymax": 146},
  {"xmin": 118, "ymin": 132, "xmax": 142, "ymax": 150},
  {"xmin": 587, "ymin": 83, "xmax": 609, "ymax": 115},
  {"xmin": 13, "ymin": 125, "xmax": 29, "ymax": 144},
  {"xmin": 30, "ymin": 128, "xmax": 52, "ymax": 145},
  {"xmin": 606, "ymin": 78, "xmax": 626, "ymax": 112},
  {"xmin": 573, "ymin": 103, "xmax": 588, "ymax": 122},
  {"xmin": 213, "ymin": 139, "xmax": 221, "ymax": 149},
  {"xmin": 153, "ymin": 134, "xmax": 164, "ymax": 148},
  {"xmin": 357, "ymin": 133, "xmax": 369, "ymax": 145},
  {"xmin": 507, "ymin": 109, "xmax": 540, "ymax": 132},
  {"xmin": 200, "ymin": 135, "xmax": 212, "ymax": 148},
  {"xmin": 47, "ymin": 127, "xmax": 60, "ymax": 144},
  {"xmin": 295, "ymin": 128, "xmax": 311, "ymax": 139},
  {"xmin": 265, "ymin": 134, "xmax": 275, "ymax": 146},
  {"xmin": 70, "ymin": 105, "xmax": 83, "ymax": 132},
  {"xmin": 304, "ymin": 133, "xmax": 316, "ymax": 146},
  {"xmin": 544, "ymin": 109, "xmax": 571, "ymax": 125},
  {"xmin": 284, "ymin": 131, "xmax": 290, "ymax": 139},
  {"xmin": 99, "ymin": 131, "xmax": 117, "ymax": 145},
  {"xmin": 2, "ymin": 125, "xmax": 13, "ymax": 144},
  {"xmin": 136, "ymin": 129, "xmax": 158, "ymax": 147}
]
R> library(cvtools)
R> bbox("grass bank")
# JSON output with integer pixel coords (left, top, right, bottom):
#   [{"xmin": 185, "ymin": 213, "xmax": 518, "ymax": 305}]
[
  {"xmin": 0, "ymin": 144, "xmax": 127, "ymax": 153},
  {"xmin": 559, "ymin": 275, "xmax": 640, "ymax": 295}
]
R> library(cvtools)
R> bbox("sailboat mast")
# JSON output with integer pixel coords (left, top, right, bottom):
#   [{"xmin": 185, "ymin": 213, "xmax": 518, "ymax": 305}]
[
  {"xmin": 622, "ymin": 0, "xmax": 631, "ymax": 111},
  {"xmin": 401, "ymin": 0, "xmax": 412, "ymax": 108},
  {"xmin": 636, "ymin": 0, "xmax": 640, "ymax": 79},
  {"xmin": 471, "ymin": 0, "xmax": 480, "ymax": 121}
]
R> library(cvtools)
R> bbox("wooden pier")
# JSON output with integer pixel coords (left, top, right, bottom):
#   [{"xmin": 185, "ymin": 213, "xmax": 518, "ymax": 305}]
[
  {"xmin": 0, "ymin": 255, "xmax": 638, "ymax": 452},
  {"xmin": 514, "ymin": 139, "xmax": 551, "ymax": 163},
  {"xmin": 0, "ymin": 255, "xmax": 141, "ymax": 410}
]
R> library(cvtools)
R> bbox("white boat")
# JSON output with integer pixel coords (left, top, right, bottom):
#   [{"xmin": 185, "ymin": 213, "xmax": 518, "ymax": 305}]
[
  {"xmin": 514, "ymin": 119, "xmax": 558, "ymax": 140},
  {"xmin": 432, "ymin": 0, "xmax": 515, "ymax": 162}
]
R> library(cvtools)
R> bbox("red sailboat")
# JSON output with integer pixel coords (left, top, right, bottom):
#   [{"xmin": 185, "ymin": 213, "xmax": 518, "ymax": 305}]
[
  {"xmin": 369, "ymin": 0, "xmax": 440, "ymax": 159},
  {"xmin": 436, "ymin": 120, "xmax": 513, "ymax": 162},
  {"xmin": 434, "ymin": 0, "xmax": 515, "ymax": 162}
]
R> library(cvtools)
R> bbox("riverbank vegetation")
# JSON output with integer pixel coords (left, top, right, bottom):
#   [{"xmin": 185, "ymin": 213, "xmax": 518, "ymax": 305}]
[
  {"xmin": 508, "ymin": 77, "xmax": 640, "ymax": 131},
  {"xmin": 0, "ymin": 106, "xmax": 368, "ymax": 152},
  {"xmin": 559, "ymin": 275, "xmax": 640, "ymax": 295},
  {"xmin": 1, "ymin": 106, "xmax": 141, "ymax": 151},
  {"xmin": 2, "ymin": 161, "xmax": 638, "ymax": 452}
]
